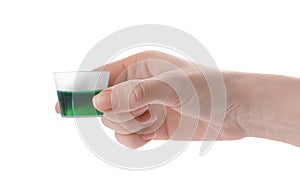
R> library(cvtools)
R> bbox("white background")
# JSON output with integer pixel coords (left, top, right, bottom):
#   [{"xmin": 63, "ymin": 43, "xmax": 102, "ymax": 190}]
[{"xmin": 1, "ymin": 0, "xmax": 300, "ymax": 190}]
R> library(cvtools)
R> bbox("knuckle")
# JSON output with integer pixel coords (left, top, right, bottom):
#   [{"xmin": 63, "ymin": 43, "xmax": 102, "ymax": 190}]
[
  {"xmin": 101, "ymin": 117, "xmax": 111, "ymax": 127},
  {"xmin": 131, "ymin": 81, "xmax": 147, "ymax": 103},
  {"xmin": 115, "ymin": 133, "xmax": 141, "ymax": 149},
  {"xmin": 115, "ymin": 133, "xmax": 123, "ymax": 144},
  {"xmin": 138, "ymin": 50, "xmax": 162, "ymax": 58}
]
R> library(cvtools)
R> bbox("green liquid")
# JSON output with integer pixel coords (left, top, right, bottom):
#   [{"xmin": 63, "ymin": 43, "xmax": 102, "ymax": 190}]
[{"xmin": 57, "ymin": 90, "xmax": 102, "ymax": 117}]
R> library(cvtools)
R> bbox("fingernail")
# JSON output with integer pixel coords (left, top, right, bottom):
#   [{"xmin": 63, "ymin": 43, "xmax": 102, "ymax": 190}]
[
  {"xmin": 142, "ymin": 132, "xmax": 156, "ymax": 141},
  {"xmin": 93, "ymin": 90, "xmax": 112, "ymax": 111},
  {"xmin": 131, "ymin": 105, "xmax": 148, "ymax": 116}
]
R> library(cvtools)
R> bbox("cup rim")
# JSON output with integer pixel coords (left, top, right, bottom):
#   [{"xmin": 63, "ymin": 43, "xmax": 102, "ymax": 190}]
[{"xmin": 54, "ymin": 71, "xmax": 110, "ymax": 91}]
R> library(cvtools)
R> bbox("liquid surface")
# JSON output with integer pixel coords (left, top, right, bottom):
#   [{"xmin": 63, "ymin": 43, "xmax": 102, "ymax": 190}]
[{"xmin": 57, "ymin": 90, "xmax": 102, "ymax": 117}]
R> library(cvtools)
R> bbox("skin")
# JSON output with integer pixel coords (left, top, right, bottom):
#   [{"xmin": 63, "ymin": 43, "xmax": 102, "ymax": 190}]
[{"xmin": 55, "ymin": 51, "xmax": 300, "ymax": 149}]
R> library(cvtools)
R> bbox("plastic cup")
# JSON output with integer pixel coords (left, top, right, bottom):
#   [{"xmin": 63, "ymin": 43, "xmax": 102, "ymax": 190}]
[{"xmin": 54, "ymin": 71, "xmax": 110, "ymax": 117}]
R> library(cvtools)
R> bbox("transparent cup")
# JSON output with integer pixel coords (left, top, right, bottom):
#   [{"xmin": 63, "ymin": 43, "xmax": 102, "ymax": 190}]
[{"xmin": 54, "ymin": 71, "xmax": 110, "ymax": 117}]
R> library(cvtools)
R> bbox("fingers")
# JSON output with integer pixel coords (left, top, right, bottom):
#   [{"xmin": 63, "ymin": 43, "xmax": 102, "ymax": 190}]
[
  {"xmin": 92, "ymin": 89, "xmax": 113, "ymax": 112},
  {"xmin": 115, "ymin": 132, "xmax": 156, "ymax": 149},
  {"xmin": 93, "ymin": 78, "xmax": 178, "ymax": 113},
  {"xmin": 104, "ymin": 105, "xmax": 149, "ymax": 123},
  {"xmin": 101, "ymin": 104, "xmax": 166, "ymax": 135},
  {"xmin": 102, "ymin": 110, "xmax": 158, "ymax": 134},
  {"xmin": 93, "ymin": 50, "xmax": 190, "ymax": 86},
  {"xmin": 101, "ymin": 104, "xmax": 167, "ymax": 149},
  {"xmin": 55, "ymin": 103, "xmax": 60, "ymax": 114}
]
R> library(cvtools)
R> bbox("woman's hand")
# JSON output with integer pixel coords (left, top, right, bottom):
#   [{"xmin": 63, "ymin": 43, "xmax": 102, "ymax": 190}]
[
  {"xmin": 89, "ymin": 51, "xmax": 246, "ymax": 148},
  {"xmin": 55, "ymin": 50, "xmax": 300, "ymax": 148}
]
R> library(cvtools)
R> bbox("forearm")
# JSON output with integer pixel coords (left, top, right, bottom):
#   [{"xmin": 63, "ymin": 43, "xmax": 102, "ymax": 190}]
[{"xmin": 232, "ymin": 72, "xmax": 300, "ymax": 146}]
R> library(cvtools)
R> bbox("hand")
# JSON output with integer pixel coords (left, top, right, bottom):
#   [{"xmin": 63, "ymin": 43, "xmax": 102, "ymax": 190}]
[
  {"xmin": 55, "ymin": 51, "xmax": 300, "ymax": 148},
  {"xmin": 89, "ymin": 51, "xmax": 246, "ymax": 148}
]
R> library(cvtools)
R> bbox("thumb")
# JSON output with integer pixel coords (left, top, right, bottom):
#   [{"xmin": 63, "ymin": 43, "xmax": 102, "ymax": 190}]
[{"xmin": 93, "ymin": 78, "xmax": 178, "ymax": 113}]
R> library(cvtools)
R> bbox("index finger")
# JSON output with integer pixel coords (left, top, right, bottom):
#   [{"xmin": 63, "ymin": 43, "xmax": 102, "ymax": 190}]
[{"xmin": 93, "ymin": 50, "xmax": 189, "ymax": 87}]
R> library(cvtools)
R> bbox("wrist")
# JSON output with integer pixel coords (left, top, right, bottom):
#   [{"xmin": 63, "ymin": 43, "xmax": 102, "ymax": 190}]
[
  {"xmin": 228, "ymin": 72, "xmax": 300, "ymax": 146},
  {"xmin": 229, "ymin": 72, "xmax": 268, "ymax": 138}
]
